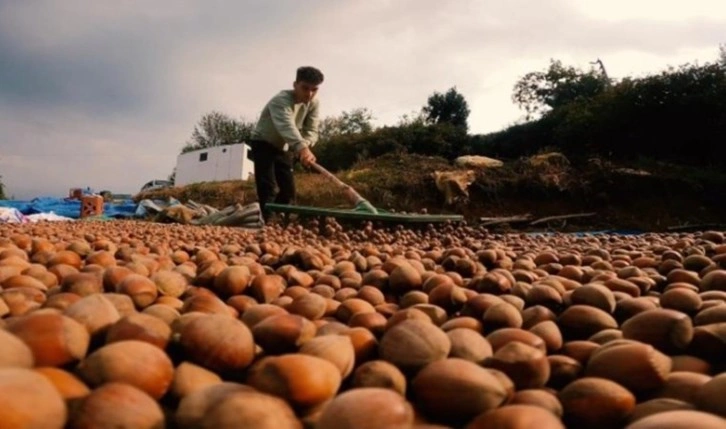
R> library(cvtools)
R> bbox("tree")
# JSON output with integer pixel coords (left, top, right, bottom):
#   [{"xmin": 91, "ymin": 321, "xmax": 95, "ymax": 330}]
[
  {"xmin": 422, "ymin": 87, "xmax": 470, "ymax": 131},
  {"xmin": 181, "ymin": 111, "xmax": 256, "ymax": 154},
  {"xmin": 168, "ymin": 168, "xmax": 176, "ymax": 185},
  {"xmin": 318, "ymin": 107, "xmax": 375, "ymax": 142},
  {"xmin": 0, "ymin": 175, "xmax": 6, "ymax": 200},
  {"xmin": 396, "ymin": 109, "xmax": 427, "ymax": 127},
  {"xmin": 512, "ymin": 59, "xmax": 611, "ymax": 120},
  {"xmin": 719, "ymin": 43, "xmax": 726, "ymax": 66}
]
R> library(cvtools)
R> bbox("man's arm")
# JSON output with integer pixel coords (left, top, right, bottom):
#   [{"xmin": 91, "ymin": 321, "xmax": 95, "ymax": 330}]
[
  {"xmin": 301, "ymin": 99, "xmax": 320, "ymax": 148},
  {"xmin": 268, "ymin": 94, "xmax": 307, "ymax": 152}
]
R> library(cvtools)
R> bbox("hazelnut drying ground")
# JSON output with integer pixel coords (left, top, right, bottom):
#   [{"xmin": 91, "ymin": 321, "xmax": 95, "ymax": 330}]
[{"xmin": 1, "ymin": 219, "xmax": 725, "ymax": 429}]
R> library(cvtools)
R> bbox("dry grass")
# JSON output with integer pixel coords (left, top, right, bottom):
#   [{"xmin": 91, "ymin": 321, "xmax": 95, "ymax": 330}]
[
  {"xmin": 135, "ymin": 154, "xmax": 459, "ymax": 212},
  {"xmin": 132, "ymin": 153, "xmax": 726, "ymax": 231}
]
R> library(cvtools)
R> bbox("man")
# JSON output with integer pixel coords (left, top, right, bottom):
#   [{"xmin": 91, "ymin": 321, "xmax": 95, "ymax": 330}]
[{"xmin": 248, "ymin": 66, "xmax": 323, "ymax": 221}]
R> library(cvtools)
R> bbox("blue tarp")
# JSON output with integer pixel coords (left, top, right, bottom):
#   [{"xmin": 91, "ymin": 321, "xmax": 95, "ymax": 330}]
[{"xmin": 0, "ymin": 197, "xmax": 139, "ymax": 220}]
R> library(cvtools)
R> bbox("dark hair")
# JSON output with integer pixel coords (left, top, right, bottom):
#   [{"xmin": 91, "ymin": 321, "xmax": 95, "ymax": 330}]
[{"xmin": 296, "ymin": 66, "xmax": 324, "ymax": 85}]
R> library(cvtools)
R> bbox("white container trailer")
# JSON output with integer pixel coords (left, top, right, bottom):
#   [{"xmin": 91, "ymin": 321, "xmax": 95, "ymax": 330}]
[{"xmin": 174, "ymin": 143, "xmax": 254, "ymax": 186}]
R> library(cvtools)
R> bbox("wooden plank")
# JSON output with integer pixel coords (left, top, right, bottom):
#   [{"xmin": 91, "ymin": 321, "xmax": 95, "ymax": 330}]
[
  {"xmin": 479, "ymin": 214, "xmax": 533, "ymax": 226},
  {"xmin": 666, "ymin": 223, "xmax": 726, "ymax": 232},
  {"xmin": 530, "ymin": 212, "xmax": 597, "ymax": 226}
]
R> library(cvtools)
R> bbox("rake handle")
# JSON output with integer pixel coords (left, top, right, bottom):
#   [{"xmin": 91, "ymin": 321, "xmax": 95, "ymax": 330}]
[
  {"xmin": 309, "ymin": 162, "xmax": 348, "ymax": 187},
  {"xmin": 309, "ymin": 162, "xmax": 368, "ymax": 204}
]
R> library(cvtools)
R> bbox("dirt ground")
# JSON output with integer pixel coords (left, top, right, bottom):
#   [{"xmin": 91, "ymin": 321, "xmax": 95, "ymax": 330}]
[{"xmin": 135, "ymin": 153, "xmax": 726, "ymax": 232}]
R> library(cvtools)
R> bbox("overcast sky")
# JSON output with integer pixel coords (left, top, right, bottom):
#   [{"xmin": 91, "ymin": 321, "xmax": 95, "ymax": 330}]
[{"xmin": 1, "ymin": 0, "xmax": 724, "ymax": 199}]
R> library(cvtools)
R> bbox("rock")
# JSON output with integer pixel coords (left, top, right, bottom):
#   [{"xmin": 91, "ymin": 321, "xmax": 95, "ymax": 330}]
[
  {"xmin": 454, "ymin": 156, "xmax": 504, "ymax": 169},
  {"xmin": 528, "ymin": 153, "xmax": 570, "ymax": 168}
]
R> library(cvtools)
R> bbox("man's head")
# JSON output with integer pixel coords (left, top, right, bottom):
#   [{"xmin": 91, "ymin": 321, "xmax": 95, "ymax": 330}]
[{"xmin": 293, "ymin": 66, "xmax": 324, "ymax": 103}]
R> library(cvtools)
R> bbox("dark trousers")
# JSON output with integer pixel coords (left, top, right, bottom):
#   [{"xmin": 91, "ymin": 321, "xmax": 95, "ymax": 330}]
[{"xmin": 249, "ymin": 140, "xmax": 295, "ymax": 219}]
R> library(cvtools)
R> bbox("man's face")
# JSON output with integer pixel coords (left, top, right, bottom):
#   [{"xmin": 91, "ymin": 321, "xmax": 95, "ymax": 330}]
[{"xmin": 293, "ymin": 80, "xmax": 320, "ymax": 103}]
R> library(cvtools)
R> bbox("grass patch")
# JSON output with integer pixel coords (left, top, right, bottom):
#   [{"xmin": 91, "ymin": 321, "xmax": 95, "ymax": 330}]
[{"xmin": 133, "ymin": 153, "xmax": 726, "ymax": 231}]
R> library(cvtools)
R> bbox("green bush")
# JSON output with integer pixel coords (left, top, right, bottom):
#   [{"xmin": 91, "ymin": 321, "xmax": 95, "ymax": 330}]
[
  {"xmin": 552, "ymin": 62, "xmax": 726, "ymax": 166},
  {"xmin": 314, "ymin": 122, "xmax": 471, "ymax": 171},
  {"xmin": 468, "ymin": 59, "xmax": 726, "ymax": 167},
  {"xmin": 315, "ymin": 56, "xmax": 726, "ymax": 171},
  {"xmin": 468, "ymin": 117, "xmax": 557, "ymax": 160}
]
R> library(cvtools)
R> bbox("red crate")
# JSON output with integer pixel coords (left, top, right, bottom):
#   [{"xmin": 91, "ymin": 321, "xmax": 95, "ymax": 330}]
[{"xmin": 80, "ymin": 195, "xmax": 104, "ymax": 218}]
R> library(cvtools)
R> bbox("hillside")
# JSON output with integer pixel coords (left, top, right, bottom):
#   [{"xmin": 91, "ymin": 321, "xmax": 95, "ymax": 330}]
[{"xmin": 134, "ymin": 153, "xmax": 726, "ymax": 232}]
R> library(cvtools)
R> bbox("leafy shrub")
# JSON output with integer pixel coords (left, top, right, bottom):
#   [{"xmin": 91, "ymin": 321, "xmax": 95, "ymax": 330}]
[
  {"xmin": 470, "ymin": 58, "xmax": 726, "ymax": 167},
  {"xmin": 553, "ymin": 62, "xmax": 726, "ymax": 166},
  {"xmin": 468, "ymin": 117, "xmax": 557, "ymax": 160},
  {"xmin": 314, "ymin": 122, "xmax": 471, "ymax": 171}
]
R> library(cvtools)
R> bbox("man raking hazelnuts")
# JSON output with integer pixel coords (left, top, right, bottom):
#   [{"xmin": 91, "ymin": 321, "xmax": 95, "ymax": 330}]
[{"xmin": 249, "ymin": 66, "xmax": 377, "ymax": 222}]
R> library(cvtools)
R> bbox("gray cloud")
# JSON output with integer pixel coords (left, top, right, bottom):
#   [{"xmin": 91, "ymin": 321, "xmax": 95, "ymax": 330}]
[
  {"xmin": 0, "ymin": 0, "xmax": 314, "ymax": 119},
  {"xmin": 0, "ymin": 0, "xmax": 723, "ymax": 199}
]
